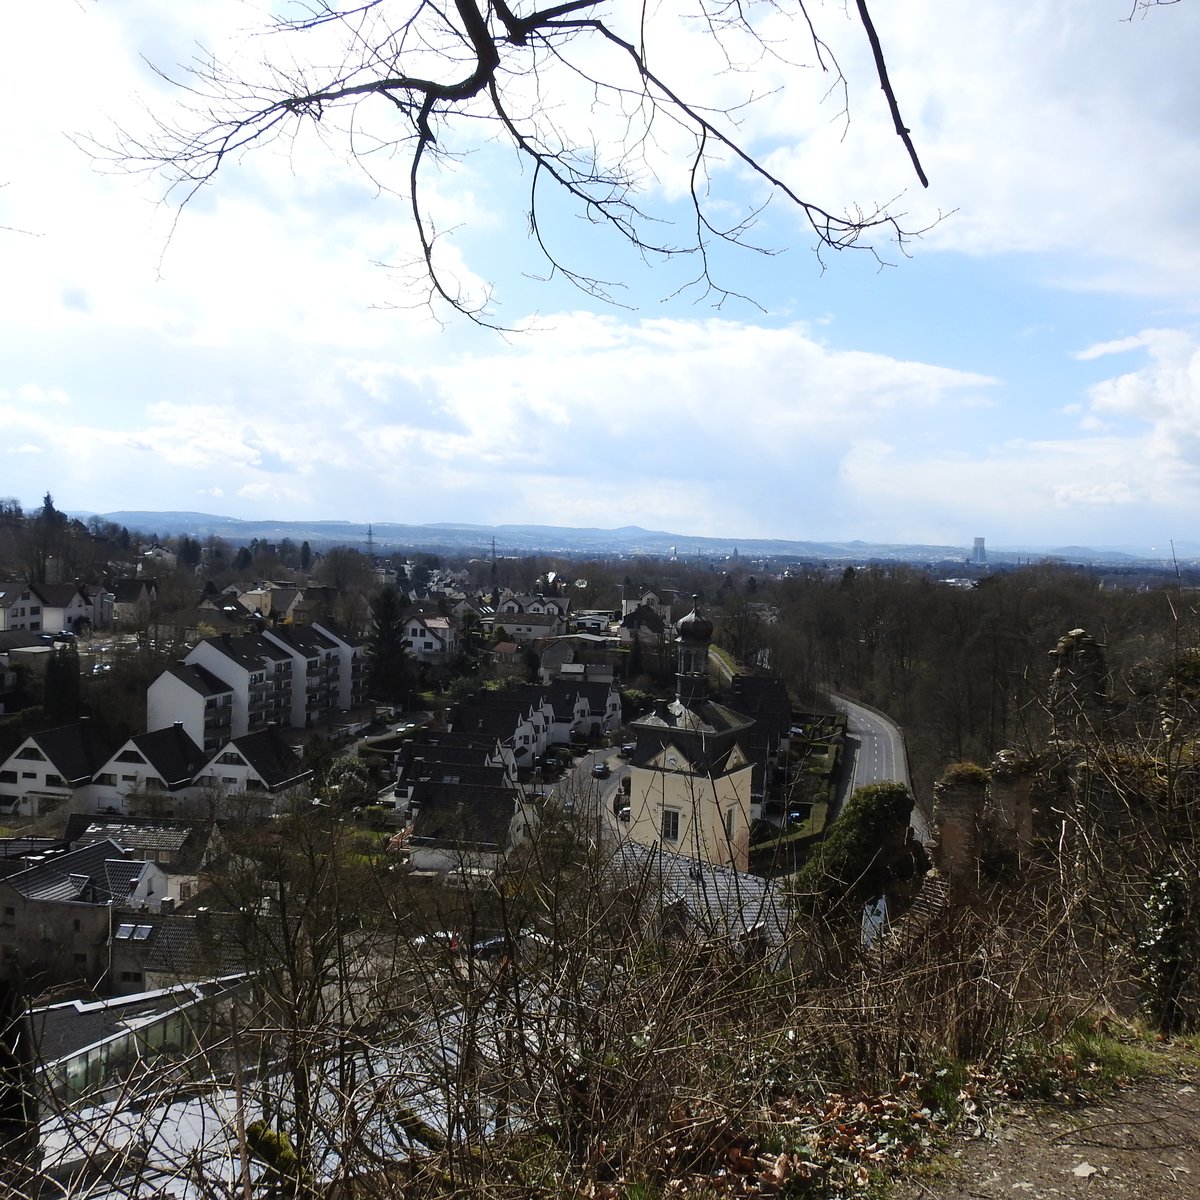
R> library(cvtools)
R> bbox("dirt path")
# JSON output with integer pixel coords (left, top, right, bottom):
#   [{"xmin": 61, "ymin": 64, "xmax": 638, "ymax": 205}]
[{"xmin": 890, "ymin": 1046, "xmax": 1199, "ymax": 1200}]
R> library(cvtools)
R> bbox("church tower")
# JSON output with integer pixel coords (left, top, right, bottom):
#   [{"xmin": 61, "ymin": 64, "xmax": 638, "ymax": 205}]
[{"xmin": 675, "ymin": 599, "xmax": 712, "ymax": 707}]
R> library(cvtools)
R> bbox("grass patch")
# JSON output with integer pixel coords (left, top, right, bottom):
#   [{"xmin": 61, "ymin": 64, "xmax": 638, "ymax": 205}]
[{"xmin": 992, "ymin": 1018, "xmax": 1156, "ymax": 1103}]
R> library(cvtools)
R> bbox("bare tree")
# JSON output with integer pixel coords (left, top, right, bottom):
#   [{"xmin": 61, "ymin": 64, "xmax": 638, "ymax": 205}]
[{"xmin": 102, "ymin": 0, "xmax": 930, "ymax": 322}]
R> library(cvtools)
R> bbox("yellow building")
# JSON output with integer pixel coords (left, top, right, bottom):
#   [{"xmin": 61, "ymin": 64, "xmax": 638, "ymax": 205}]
[{"xmin": 624, "ymin": 605, "xmax": 756, "ymax": 872}]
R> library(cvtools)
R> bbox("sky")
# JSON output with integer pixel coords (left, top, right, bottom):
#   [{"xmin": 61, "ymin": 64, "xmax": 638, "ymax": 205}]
[{"xmin": 2, "ymin": 0, "xmax": 1199, "ymax": 555}]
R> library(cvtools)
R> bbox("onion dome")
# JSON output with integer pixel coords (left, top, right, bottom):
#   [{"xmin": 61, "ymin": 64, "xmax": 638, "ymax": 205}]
[{"xmin": 675, "ymin": 600, "xmax": 713, "ymax": 644}]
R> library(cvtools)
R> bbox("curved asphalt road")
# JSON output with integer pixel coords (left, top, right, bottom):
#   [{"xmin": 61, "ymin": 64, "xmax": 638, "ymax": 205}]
[{"xmin": 832, "ymin": 695, "xmax": 931, "ymax": 846}]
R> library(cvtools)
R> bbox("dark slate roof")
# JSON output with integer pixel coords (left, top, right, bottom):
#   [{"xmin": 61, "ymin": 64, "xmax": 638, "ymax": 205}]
[
  {"xmin": 33, "ymin": 583, "xmax": 87, "ymax": 607},
  {"xmin": 634, "ymin": 698, "xmax": 754, "ymax": 739},
  {"xmin": 311, "ymin": 617, "xmax": 364, "ymax": 649},
  {"xmin": 268, "ymin": 587, "xmax": 300, "ymax": 615},
  {"xmin": 620, "ymin": 605, "xmax": 666, "ymax": 634},
  {"xmin": 401, "ymin": 761, "xmax": 509, "ymax": 790},
  {"xmin": 127, "ymin": 726, "xmax": 207, "ymax": 789},
  {"xmin": 410, "ymin": 783, "xmax": 515, "ymax": 849},
  {"xmin": 24, "ymin": 723, "xmax": 115, "ymax": 785},
  {"xmin": 0, "ymin": 631, "xmax": 46, "ymax": 651},
  {"xmin": 198, "ymin": 633, "xmax": 289, "ymax": 670},
  {"xmin": 630, "ymin": 699, "xmax": 756, "ymax": 775},
  {"xmin": 141, "ymin": 913, "xmax": 250, "ymax": 980},
  {"xmin": 493, "ymin": 611, "xmax": 560, "ymax": 628},
  {"xmin": 4, "ymin": 840, "xmax": 144, "ymax": 904},
  {"xmin": 608, "ymin": 840, "xmax": 787, "ymax": 947},
  {"xmin": 225, "ymin": 727, "xmax": 310, "ymax": 791},
  {"xmin": 447, "ymin": 706, "xmax": 524, "ymax": 741},
  {"xmin": 265, "ymin": 625, "xmax": 337, "ymax": 656},
  {"xmin": 165, "ymin": 662, "xmax": 234, "ymax": 698},
  {"xmin": 396, "ymin": 743, "xmax": 506, "ymax": 786},
  {"xmin": 110, "ymin": 579, "xmax": 155, "ymax": 603},
  {"xmin": 573, "ymin": 680, "xmax": 617, "ymax": 714},
  {"xmin": 63, "ymin": 815, "xmax": 215, "ymax": 872},
  {"xmin": 405, "ymin": 728, "xmax": 502, "ymax": 749}
]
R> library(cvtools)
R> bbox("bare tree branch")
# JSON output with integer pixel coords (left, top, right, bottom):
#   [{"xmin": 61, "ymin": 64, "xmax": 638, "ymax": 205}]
[{"xmin": 94, "ymin": 0, "xmax": 937, "ymax": 322}]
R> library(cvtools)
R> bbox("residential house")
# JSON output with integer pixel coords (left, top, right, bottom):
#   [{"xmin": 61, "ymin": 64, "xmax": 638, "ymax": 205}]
[
  {"xmin": 448, "ymin": 694, "xmax": 551, "ymax": 772},
  {"xmin": 193, "ymin": 726, "xmax": 312, "ymax": 807},
  {"xmin": 0, "ymin": 586, "xmax": 19, "ymax": 632},
  {"xmin": 63, "ymin": 813, "xmax": 223, "ymax": 909},
  {"xmin": 401, "ymin": 612, "xmax": 460, "ymax": 664},
  {"xmin": 0, "ymin": 585, "xmax": 48, "ymax": 633},
  {"xmin": 621, "ymin": 587, "xmax": 675, "ymax": 619},
  {"xmin": 182, "ymin": 634, "xmax": 295, "ymax": 738},
  {"xmin": 312, "ymin": 620, "xmax": 368, "ymax": 711},
  {"xmin": 266, "ymin": 586, "xmax": 304, "ymax": 624},
  {"xmin": 141, "ymin": 543, "xmax": 178, "ymax": 570},
  {"xmin": 195, "ymin": 593, "xmax": 261, "ymax": 633},
  {"xmin": 490, "ymin": 610, "xmax": 565, "ymax": 645},
  {"xmin": 81, "ymin": 583, "xmax": 114, "ymax": 629},
  {"xmin": 263, "ymin": 624, "xmax": 342, "ymax": 727},
  {"xmin": 90, "ymin": 725, "xmax": 209, "ymax": 817},
  {"xmin": 609, "ymin": 839, "xmax": 787, "ymax": 960},
  {"xmin": 147, "ymin": 663, "xmax": 235, "ymax": 753},
  {"xmin": 0, "ymin": 839, "xmax": 168, "ymax": 991},
  {"xmin": 622, "ymin": 607, "xmax": 756, "ymax": 872},
  {"xmin": 497, "ymin": 592, "xmax": 571, "ymax": 620},
  {"xmin": 110, "ymin": 579, "xmax": 158, "ymax": 628},
  {"xmin": 408, "ymin": 780, "xmax": 535, "ymax": 875},
  {"xmin": 0, "ymin": 723, "xmax": 114, "ymax": 818},
  {"xmin": 394, "ymin": 730, "xmax": 518, "ymax": 812},
  {"xmin": 28, "ymin": 584, "xmax": 97, "ymax": 635}
]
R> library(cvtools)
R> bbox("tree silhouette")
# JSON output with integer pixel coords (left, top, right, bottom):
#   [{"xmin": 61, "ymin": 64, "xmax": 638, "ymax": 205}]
[{"xmin": 104, "ymin": 0, "xmax": 929, "ymax": 322}]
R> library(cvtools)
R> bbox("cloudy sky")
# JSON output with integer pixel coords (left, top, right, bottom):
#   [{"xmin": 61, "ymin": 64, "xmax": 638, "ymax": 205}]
[{"xmin": 2, "ymin": 0, "xmax": 1198, "ymax": 553}]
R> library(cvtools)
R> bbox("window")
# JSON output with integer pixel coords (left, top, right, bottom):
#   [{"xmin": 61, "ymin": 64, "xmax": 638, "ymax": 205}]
[
  {"xmin": 21, "ymin": 772, "xmax": 36, "ymax": 780},
  {"xmin": 661, "ymin": 810, "xmax": 680, "ymax": 842},
  {"xmin": 45, "ymin": 774, "xmax": 64, "ymax": 789},
  {"xmin": 119, "ymin": 970, "xmax": 143, "ymax": 984},
  {"xmin": 0, "ymin": 771, "xmax": 14, "ymax": 784},
  {"xmin": 96, "ymin": 773, "xmax": 116, "ymax": 786},
  {"xmin": 724, "ymin": 808, "xmax": 735, "ymax": 839},
  {"xmin": 2, "ymin": 907, "xmax": 14, "ymax": 926},
  {"xmin": 16, "ymin": 747, "xmax": 45, "ymax": 761}
]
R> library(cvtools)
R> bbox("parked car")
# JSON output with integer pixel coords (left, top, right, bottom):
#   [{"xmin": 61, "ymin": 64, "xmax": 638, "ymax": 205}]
[
  {"xmin": 617, "ymin": 805, "xmax": 631, "ymax": 823},
  {"xmin": 592, "ymin": 761, "xmax": 610, "ymax": 779},
  {"xmin": 412, "ymin": 930, "xmax": 458, "ymax": 952},
  {"xmin": 617, "ymin": 742, "xmax": 637, "ymax": 758},
  {"xmin": 469, "ymin": 935, "xmax": 513, "ymax": 961}
]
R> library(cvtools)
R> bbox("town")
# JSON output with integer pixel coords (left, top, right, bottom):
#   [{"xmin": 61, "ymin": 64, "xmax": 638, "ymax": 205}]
[{"xmin": 0, "ymin": 498, "xmax": 1196, "ymax": 1197}]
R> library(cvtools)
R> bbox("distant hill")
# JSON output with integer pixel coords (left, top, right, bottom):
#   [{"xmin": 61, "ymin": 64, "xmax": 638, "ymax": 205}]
[{"xmin": 73, "ymin": 510, "xmax": 1179, "ymax": 566}]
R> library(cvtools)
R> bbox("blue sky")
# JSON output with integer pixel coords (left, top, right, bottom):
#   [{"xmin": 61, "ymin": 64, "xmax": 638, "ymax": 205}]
[{"xmin": 2, "ymin": 0, "xmax": 1199, "ymax": 553}]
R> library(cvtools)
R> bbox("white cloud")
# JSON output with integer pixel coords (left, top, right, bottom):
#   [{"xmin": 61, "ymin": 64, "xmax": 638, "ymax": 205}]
[{"xmin": 1075, "ymin": 334, "xmax": 1151, "ymax": 361}]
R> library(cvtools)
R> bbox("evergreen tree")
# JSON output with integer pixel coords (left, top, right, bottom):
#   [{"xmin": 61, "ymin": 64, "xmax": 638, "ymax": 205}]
[
  {"xmin": 43, "ymin": 643, "xmax": 81, "ymax": 724},
  {"xmin": 366, "ymin": 585, "xmax": 411, "ymax": 703}
]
